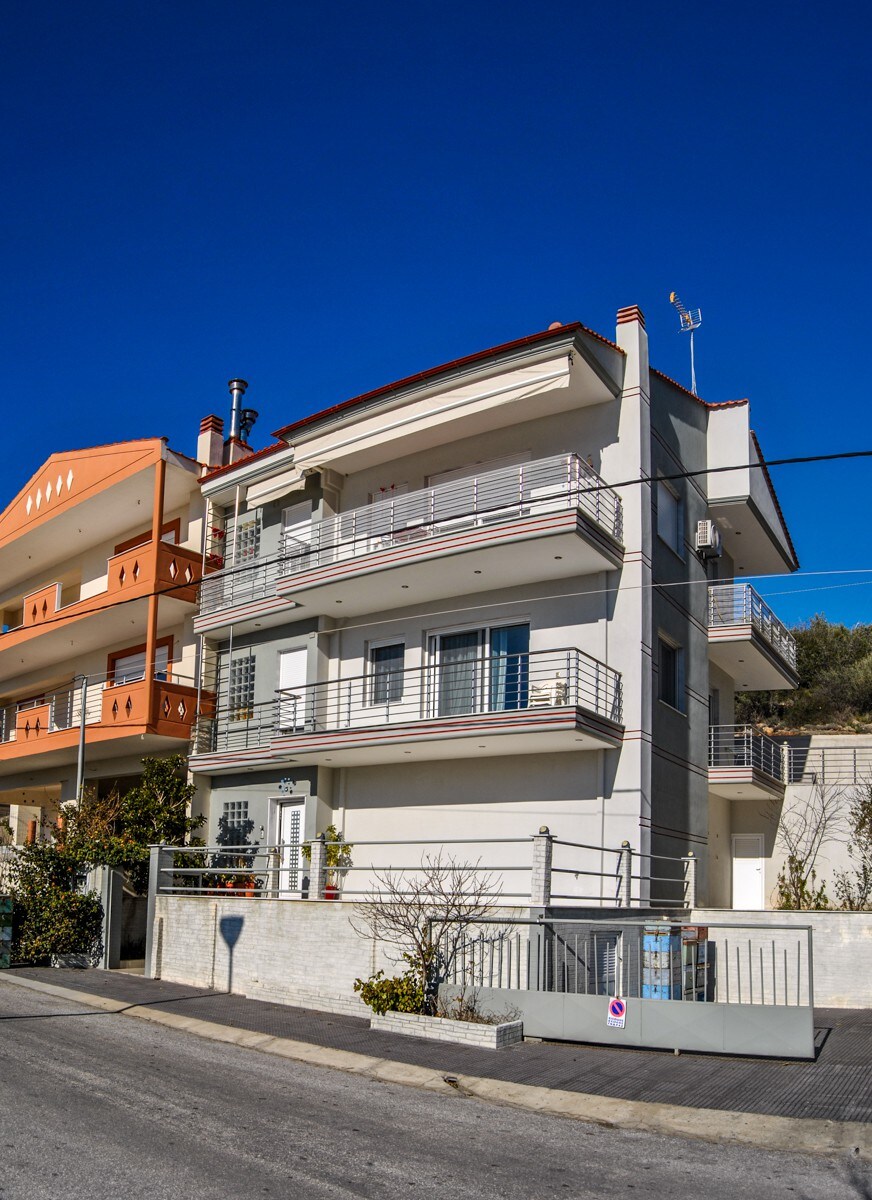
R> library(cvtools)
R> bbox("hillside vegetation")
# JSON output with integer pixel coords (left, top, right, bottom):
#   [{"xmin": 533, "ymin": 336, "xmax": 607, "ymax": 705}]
[{"xmin": 736, "ymin": 615, "xmax": 872, "ymax": 732}]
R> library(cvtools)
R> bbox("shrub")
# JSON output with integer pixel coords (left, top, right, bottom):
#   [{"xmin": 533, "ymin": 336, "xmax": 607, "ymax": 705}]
[
  {"xmin": 354, "ymin": 959, "xmax": 425, "ymax": 1016},
  {"xmin": 8, "ymin": 841, "xmax": 103, "ymax": 964}
]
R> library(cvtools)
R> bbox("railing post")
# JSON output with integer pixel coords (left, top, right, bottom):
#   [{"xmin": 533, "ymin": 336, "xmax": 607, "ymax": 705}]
[
  {"xmin": 530, "ymin": 826, "xmax": 553, "ymax": 907},
  {"xmin": 308, "ymin": 834, "xmax": 327, "ymax": 901},
  {"xmin": 144, "ymin": 843, "xmax": 172, "ymax": 979},
  {"xmin": 619, "ymin": 841, "xmax": 632, "ymax": 907},
  {"xmin": 683, "ymin": 850, "xmax": 697, "ymax": 909}
]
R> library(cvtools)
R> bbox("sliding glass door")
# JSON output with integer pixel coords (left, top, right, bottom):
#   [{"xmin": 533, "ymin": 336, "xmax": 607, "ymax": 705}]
[{"xmin": 432, "ymin": 625, "xmax": 529, "ymax": 717}]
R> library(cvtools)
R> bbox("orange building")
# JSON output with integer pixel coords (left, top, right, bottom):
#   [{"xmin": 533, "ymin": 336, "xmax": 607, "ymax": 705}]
[{"xmin": 0, "ymin": 437, "xmax": 208, "ymax": 842}]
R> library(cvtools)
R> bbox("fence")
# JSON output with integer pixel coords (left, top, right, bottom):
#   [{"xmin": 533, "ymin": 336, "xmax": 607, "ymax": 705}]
[
  {"xmin": 147, "ymin": 831, "xmax": 696, "ymax": 910},
  {"xmin": 709, "ymin": 724, "xmax": 784, "ymax": 780},
  {"xmin": 440, "ymin": 915, "xmax": 815, "ymax": 1057}
]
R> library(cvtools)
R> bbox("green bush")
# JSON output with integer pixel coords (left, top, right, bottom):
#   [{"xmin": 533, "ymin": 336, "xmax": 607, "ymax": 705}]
[
  {"xmin": 354, "ymin": 961, "xmax": 425, "ymax": 1016},
  {"xmin": 13, "ymin": 889, "xmax": 103, "ymax": 964},
  {"xmin": 8, "ymin": 841, "xmax": 103, "ymax": 964}
]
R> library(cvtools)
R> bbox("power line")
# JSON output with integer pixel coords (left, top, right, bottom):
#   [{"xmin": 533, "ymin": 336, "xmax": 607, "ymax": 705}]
[{"xmin": 3, "ymin": 445, "xmax": 871, "ymax": 642}]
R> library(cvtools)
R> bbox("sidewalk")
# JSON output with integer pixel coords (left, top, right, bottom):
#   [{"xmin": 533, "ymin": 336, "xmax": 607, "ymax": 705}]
[{"xmin": 3, "ymin": 967, "xmax": 871, "ymax": 1153}]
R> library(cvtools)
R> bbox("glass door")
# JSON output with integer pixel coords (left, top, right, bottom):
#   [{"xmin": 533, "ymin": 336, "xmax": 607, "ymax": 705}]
[
  {"xmin": 435, "ymin": 631, "xmax": 482, "ymax": 717},
  {"xmin": 489, "ymin": 624, "xmax": 530, "ymax": 711}
]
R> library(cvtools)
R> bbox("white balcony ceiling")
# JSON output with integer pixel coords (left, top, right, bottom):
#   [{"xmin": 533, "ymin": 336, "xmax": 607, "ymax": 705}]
[{"xmin": 708, "ymin": 633, "xmax": 799, "ymax": 691}]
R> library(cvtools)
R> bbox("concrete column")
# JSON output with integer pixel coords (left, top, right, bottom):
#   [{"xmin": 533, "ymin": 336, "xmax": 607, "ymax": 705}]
[
  {"xmin": 619, "ymin": 841, "xmax": 633, "ymax": 907},
  {"xmin": 683, "ymin": 851, "xmax": 697, "ymax": 908},
  {"xmin": 144, "ymin": 455, "xmax": 167, "ymax": 727},
  {"xmin": 144, "ymin": 843, "xmax": 173, "ymax": 978},
  {"xmin": 530, "ymin": 827, "xmax": 553, "ymax": 907},
  {"xmin": 308, "ymin": 834, "xmax": 327, "ymax": 901}
]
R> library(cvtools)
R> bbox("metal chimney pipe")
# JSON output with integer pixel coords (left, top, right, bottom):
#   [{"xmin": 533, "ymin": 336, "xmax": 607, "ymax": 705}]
[{"xmin": 228, "ymin": 379, "xmax": 248, "ymax": 441}]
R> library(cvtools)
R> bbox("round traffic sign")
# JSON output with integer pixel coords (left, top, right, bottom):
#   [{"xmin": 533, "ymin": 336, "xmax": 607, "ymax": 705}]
[{"xmin": 608, "ymin": 998, "xmax": 626, "ymax": 1018}]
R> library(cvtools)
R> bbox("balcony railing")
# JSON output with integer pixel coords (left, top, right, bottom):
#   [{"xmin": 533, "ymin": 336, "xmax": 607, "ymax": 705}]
[
  {"xmin": 708, "ymin": 724, "xmax": 785, "ymax": 782},
  {"xmin": 198, "ymin": 453, "xmax": 623, "ymax": 617},
  {"xmin": 196, "ymin": 647, "xmax": 623, "ymax": 755},
  {"xmin": 708, "ymin": 584, "xmax": 797, "ymax": 672},
  {"xmin": 0, "ymin": 667, "xmax": 200, "ymax": 747}
]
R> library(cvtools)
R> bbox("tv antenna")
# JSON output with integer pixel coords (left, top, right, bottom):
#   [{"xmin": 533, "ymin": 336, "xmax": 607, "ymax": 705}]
[{"xmin": 669, "ymin": 292, "xmax": 702, "ymax": 395}]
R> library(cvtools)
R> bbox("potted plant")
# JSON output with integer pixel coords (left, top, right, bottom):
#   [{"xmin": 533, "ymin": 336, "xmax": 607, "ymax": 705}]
[{"xmin": 302, "ymin": 825, "xmax": 353, "ymax": 898}]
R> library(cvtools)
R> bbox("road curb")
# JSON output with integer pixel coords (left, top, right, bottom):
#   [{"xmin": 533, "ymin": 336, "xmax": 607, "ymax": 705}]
[{"xmin": 2, "ymin": 972, "xmax": 868, "ymax": 1161}]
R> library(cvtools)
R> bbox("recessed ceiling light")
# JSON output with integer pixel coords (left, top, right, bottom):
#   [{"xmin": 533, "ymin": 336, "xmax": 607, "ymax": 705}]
[
  {"xmin": 401, "ymin": 585, "xmax": 409, "ymax": 589},
  {"xmin": 335, "ymin": 600, "xmax": 342, "ymax": 604},
  {"xmin": 554, "ymin": 555, "xmax": 563, "ymax": 560},
  {"xmin": 403, "ymin": 751, "xmax": 411, "ymax": 755},
  {"xmin": 474, "ymin": 570, "xmax": 482, "ymax": 575}
]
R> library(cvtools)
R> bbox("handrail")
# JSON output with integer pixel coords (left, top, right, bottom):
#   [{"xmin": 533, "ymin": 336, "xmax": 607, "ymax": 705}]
[
  {"xmin": 707, "ymin": 583, "xmax": 797, "ymax": 670},
  {"xmin": 198, "ymin": 452, "xmax": 624, "ymax": 616},
  {"xmin": 194, "ymin": 646, "xmax": 623, "ymax": 754},
  {"xmin": 708, "ymin": 723, "xmax": 784, "ymax": 780}
]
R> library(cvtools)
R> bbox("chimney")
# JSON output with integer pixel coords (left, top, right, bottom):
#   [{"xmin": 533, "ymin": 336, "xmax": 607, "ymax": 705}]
[
  {"xmin": 197, "ymin": 414, "xmax": 225, "ymax": 471},
  {"xmin": 223, "ymin": 378, "xmax": 257, "ymax": 466}
]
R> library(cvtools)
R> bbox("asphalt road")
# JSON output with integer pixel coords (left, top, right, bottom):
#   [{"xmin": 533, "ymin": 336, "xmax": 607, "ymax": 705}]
[{"xmin": 0, "ymin": 982, "xmax": 867, "ymax": 1200}]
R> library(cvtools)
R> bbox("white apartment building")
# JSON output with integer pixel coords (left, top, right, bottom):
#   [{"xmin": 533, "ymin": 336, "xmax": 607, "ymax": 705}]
[{"xmin": 189, "ymin": 306, "xmax": 799, "ymax": 908}]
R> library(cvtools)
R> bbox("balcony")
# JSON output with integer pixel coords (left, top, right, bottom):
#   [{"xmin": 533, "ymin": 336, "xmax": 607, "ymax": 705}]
[
  {"xmin": 0, "ymin": 542, "xmax": 203, "ymax": 678},
  {"xmin": 0, "ymin": 669, "xmax": 205, "ymax": 775},
  {"xmin": 192, "ymin": 647, "xmax": 623, "ymax": 771},
  {"xmin": 708, "ymin": 724, "xmax": 786, "ymax": 800},
  {"xmin": 195, "ymin": 454, "xmax": 624, "ymax": 632},
  {"xmin": 707, "ymin": 584, "xmax": 798, "ymax": 691}
]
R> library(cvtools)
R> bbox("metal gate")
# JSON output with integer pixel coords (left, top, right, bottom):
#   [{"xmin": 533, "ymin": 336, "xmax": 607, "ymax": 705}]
[{"xmin": 440, "ymin": 916, "xmax": 815, "ymax": 1059}]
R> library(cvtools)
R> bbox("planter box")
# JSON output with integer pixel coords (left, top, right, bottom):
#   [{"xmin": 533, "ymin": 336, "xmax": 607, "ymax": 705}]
[
  {"xmin": 50, "ymin": 953, "xmax": 91, "ymax": 969},
  {"xmin": 370, "ymin": 1010, "xmax": 523, "ymax": 1050}
]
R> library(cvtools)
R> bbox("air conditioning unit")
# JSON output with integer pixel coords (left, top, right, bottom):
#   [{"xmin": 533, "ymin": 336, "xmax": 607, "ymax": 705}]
[{"xmin": 696, "ymin": 520, "xmax": 723, "ymax": 558}]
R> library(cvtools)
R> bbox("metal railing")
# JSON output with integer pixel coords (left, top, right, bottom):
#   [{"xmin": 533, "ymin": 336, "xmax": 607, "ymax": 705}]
[
  {"xmin": 708, "ymin": 583, "xmax": 797, "ymax": 671},
  {"xmin": 0, "ymin": 667, "xmax": 197, "ymax": 746},
  {"xmin": 781, "ymin": 741, "xmax": 872, "ymax": 786},
  {"xmin": 195, "ymin": 647, "xmax": 623, "ymax": 755},
  {"xmin": 708, "ymin": 724, "xmax": 784, "ymax": 782},
  {"xmin": 151, "ymin": 833, "xmax": 695, "ymax": 910},
  {"xmin": 198, "ymin": 453, "xmax": 623, "ymax": 616},
  {"xmin": 443, "ymin": 917, "xmax": 814, "ymax": 1008}
]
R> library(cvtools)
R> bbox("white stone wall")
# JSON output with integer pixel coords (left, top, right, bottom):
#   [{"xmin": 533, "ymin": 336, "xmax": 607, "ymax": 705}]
[{"xmin": 153, "ymin": 895, "xmax": 528, "ymax": 1017}]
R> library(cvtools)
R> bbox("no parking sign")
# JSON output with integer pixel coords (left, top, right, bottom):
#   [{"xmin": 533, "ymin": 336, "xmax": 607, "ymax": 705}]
[{"xmin": 607, "ymin": 997, "xmax": 626, "ymax": 1028}]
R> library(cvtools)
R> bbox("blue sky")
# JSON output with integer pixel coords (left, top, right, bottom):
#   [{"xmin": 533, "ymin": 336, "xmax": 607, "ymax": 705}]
[{"xmin": 3, "ymin": 1, "xmax": 869, "ymax": 627}]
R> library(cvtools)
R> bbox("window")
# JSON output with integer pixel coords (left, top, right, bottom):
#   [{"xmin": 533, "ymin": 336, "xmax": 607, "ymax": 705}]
[
  {"xmin": 234, "ymin": 512, "xmax": 262, "ymax": 563},
  {"xmin": 220, "ymin": 800, "xmax": 251, "ymax": 844},
  {"xmin": 658, "ymin": 637, "xmax": 685, "ymax": 712},
  {"xmin": 281, "ymin": 502, "xmax": 312, "ymax": 563},
  {"xmin": 656, "ymin": 481, "xmax": 684, "ymax": 558},
  {"xmin": 369, "ymin": 642, "xmax": 405, "ymax": 704},
  {"xmin": 429, "ymin": 624, "xmax": 530, "ymax": 716},
  {"xmin": 228, "ymin": 652, "xmax": 256, "ymax": 721},
  {"xmin": 111, "ymin": 644, "xmax": 170, "ymax": 685}
]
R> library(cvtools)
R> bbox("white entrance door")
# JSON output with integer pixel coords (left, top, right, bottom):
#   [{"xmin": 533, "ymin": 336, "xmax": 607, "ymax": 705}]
[
  {"xmin": 278, "ymin": 647, "xmax": 308, "ymax": 732},
  {"xmin": 277, "ymin": 800, "xmax": 305, "ymax": 897},
  {"xmin": 732, "ymin": 834, "xmax": 765, "ymax": 909}
]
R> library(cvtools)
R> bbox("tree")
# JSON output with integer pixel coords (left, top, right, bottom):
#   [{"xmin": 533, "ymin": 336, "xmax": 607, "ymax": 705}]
[
  {"xmin": 60, "ymin": 754, "xmax": 203, "ymax": 894},
  {"xmin": 772, "ymin": 781, "xmax": 847, "ymax": 909},
  {"xmin": 352, "ymin": 852, "xmax": 500, "ymax": 1014},
  {"xmin": 834, "ymin": 783, "xmax": 872, "ymax": 910},
  {"xmin": 738, "ymin": 616, "xmax": 872, "ymax": 731}
]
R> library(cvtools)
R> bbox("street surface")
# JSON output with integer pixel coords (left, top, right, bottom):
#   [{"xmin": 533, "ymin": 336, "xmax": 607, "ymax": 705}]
[{"xmin": 0, "ymin": 982, "xmax": 867, "ymax": 1199}]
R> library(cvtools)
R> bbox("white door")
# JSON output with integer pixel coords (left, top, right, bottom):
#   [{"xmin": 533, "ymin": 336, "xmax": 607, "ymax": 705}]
[
  {"xmin": 278, "ymin": 647, "xmax": 308, "ymax": 732},
  {"xmin": 277, "ymin": 800, "xmax": 305, "ymax": 897},
  {"xmin": 281, "ymin": 502, "xmax": 312, "ymax": 566},
  {"xmin": 732, "ymin": 834, "xmax": 765, "ymax": 909}
]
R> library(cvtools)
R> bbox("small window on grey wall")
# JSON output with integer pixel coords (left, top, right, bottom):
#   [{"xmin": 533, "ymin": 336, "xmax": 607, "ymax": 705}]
[
  {"xmin": 658, "ymin": 637, "xmax": 685, "ymax": 712},
  {"xmin": 656, "ymin": 480, "xmax": 684, "ymax": 558}
]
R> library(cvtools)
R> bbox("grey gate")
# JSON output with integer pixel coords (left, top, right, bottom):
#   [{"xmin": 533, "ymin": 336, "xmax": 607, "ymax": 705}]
[{"xmin": 441, "ymin": 916, "xmax": 815, "ymax": 1060}]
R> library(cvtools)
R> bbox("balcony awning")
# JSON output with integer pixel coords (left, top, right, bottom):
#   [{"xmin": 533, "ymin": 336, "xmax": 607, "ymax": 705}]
[{"xmin": 245, "ymin": 467, "xmax": 306, "ymax": 507}]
